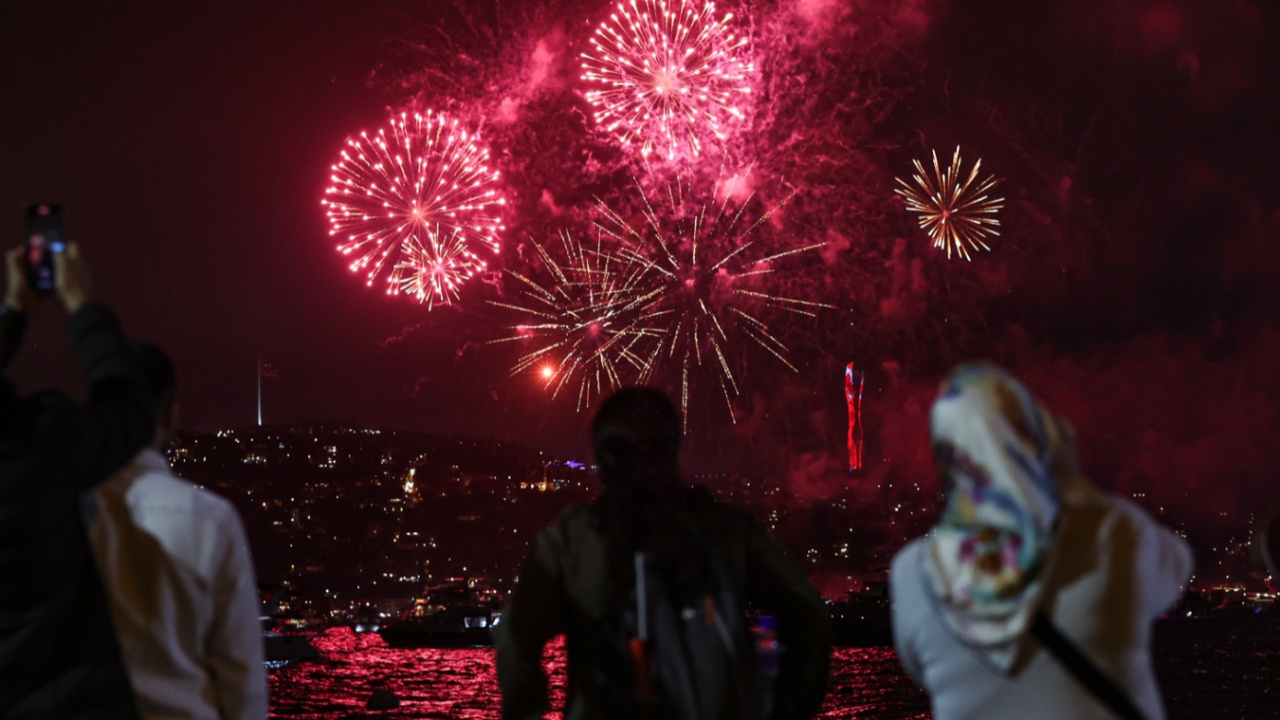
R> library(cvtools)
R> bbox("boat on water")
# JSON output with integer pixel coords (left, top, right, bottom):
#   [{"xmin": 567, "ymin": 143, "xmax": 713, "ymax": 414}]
[
  {"xmin": 346, "ymin": 602, "xmax": 391, "ymax": 634},
  {"xmin": 829, "ymin": 581, "xmax": 893, "ymax": 647},
  {"xmin": 264, "ymin": 632, "xmax": 320, "ymax": 662},
  {"xmin": 378, "ymin": 578, "xmax": 503, "ymax": 649},
  {"xmin": 260, "ymin": 582, "xmax": 321, "ymax": 662},
  {"xmin": 376, "ymin": 577, "xmax": 895, "ymax": 649}
]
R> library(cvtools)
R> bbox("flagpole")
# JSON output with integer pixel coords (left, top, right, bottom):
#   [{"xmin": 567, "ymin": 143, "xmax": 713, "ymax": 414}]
[{"xmin": 257, "ymin": 354, "xmax": 262, "ymax": 427}]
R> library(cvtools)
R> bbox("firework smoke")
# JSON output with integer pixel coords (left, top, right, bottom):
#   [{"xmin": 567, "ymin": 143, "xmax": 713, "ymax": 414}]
[{"xmin": 371, "ymin": 2, "xmax": 1280, "ymax": 548}]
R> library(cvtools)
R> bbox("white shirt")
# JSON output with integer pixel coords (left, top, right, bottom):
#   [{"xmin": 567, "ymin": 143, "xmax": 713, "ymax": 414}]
[
  {"xmin": 890, "ymin": 490, "xmax": 1192, "ymax": 720},
  {"xmin": 86, "ymin": 448, "xmax": 268, "ymax": 720}
]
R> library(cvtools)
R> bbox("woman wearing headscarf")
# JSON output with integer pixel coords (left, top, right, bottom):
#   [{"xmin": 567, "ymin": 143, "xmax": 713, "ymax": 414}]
[{"xmin": 889, "ymin": 364, "xmax": 1192, "ymax": 720}]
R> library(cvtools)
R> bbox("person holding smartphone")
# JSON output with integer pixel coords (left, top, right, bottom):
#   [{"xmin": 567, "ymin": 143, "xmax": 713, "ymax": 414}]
[{"xmin": 0, "ymin": 239, "xmax": 155, "ymax": 719}]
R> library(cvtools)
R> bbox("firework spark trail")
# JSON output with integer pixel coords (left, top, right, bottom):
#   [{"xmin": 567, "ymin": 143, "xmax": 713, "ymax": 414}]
[
  {"xmin": 595, "ymin": 173, "xmax": 833, "ymax": 426},
  {"xmin": 489, "ymin": 231, "xmax": 666, "ymax": 411},
  {"xmin": 894, "ymin": 146, "xmax": 1004, "ymax": 260},
  {"xmin": 322, "ymin": 111, "xmax": 505, "ymax": 298},
  {"xmin": 581, "ymin": 0, "xmax": 754, "ymax": 160},
  {"xmin": 394, "ymin": 226, "xmax": 488, "ymax": 310}
]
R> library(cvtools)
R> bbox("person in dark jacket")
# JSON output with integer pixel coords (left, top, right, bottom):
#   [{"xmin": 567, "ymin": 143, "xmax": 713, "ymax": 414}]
[
  {"xmin": 0, "ymin": 243, "xmax": 155, "ymax": 719},
  {"xmin": 1259, "ymin": 505, "xmax": 1279, "ymax": 581},
  {"xmin": 494, "ymin": 387, "xmax": 831, "ymax": 720}
]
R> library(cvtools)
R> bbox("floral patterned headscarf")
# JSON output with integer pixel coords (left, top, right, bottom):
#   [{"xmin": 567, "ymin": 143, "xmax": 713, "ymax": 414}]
[{"xmin": 922, "ymin": 363, "xmax": 1079, "ymax": 673}]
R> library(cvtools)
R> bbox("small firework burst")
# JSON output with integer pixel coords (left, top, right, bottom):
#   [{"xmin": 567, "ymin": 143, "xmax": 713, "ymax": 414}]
[
  {"xmin": 895, "ymin": 146, "xmax": 1004, "ymax": 260},
  {"xmin": 581, "ymin": 0, "xmax": 754, "ymax": 160},
  {"xmin": 323, "ymin": 110, "xmax": 505, "ymax": 296},
  {"xmin": 596, "ymin": 172, "xmax": 832, "ymax": 426},
  {"xmin": 490, "ymin": 231, "xmax": 664, "ymax": 411},
  {"xmin": 394, "ymin": 226, "xmax": 487, "ymax": 310}
]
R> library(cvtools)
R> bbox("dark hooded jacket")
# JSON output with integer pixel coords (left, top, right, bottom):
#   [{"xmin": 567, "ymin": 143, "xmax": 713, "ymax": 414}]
[
  {"xmin": 0, "ymin": 304, "xmax": 155, "ymax": 719},
  {"xmin": 494, "ymin": 482, "xmax": 832, "ymax": 720}
]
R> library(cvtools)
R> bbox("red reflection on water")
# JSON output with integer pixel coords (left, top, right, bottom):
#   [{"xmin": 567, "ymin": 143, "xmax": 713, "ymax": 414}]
[
  {"xmin": 269, "ymin": 628, "xmax": 929, "ymax": 719},
  {"xmin": 269, "ymin": 628, "xmax": 566, "ymax": 719},
  {"xmin": 819, "ymin": 647, "xmax": 931, "ymax": 719}
]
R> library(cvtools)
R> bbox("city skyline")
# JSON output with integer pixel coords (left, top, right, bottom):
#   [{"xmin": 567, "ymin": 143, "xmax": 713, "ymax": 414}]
[{"xmin": 173, "ymin": 422, "xmax": 1264, "ymax": 608}]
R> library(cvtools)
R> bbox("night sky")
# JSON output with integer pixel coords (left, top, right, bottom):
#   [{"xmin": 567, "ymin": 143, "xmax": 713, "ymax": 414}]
[{"xmin": 2, "ymin": 0, "xmax": 1277, "ymax": 533}]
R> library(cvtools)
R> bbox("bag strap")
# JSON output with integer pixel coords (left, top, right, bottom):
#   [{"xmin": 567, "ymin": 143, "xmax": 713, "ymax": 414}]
[{"xmin": 1031, "ymin": 611, "xmax": 1147, "ymax": 720}]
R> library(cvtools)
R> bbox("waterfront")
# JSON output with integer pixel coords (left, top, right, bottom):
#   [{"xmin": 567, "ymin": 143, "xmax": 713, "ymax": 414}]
[{"xmin": 268, "ymin": 616, "xmax": 1280, "ymax": 719}]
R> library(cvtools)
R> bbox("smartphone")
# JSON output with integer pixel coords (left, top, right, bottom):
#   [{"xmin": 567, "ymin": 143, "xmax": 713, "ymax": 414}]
[{"xmin": 24, "ymin": 203, "xmax": 65, "ymax": 292}]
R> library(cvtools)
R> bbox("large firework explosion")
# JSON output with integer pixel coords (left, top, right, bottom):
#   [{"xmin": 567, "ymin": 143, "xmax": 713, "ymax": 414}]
[
  {"xmin": 594, "ymin": 171, "xmax": 833, "ymax": 426},
  {"xmin": 323, "ymin": 110, "xmax": 505, "ymax": 300},
  {"xmin": 581, "ymin": 0, "xmax": 755, "ymax": 160},
  {"xmin": 489, "ymin": 231, "xmax": 665, "ymax": 411},
  {"xmin": 894, "ymin": 146, "xmax": 1004, "ymax": 261},
  {"xmin": 375, "ymin": 1, "xmax": 1001, "ymax": 413}
]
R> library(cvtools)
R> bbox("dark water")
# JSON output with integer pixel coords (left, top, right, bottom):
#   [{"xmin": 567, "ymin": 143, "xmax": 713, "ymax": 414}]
[
  {"xmin": 269, "ymin": 617, "xmax": 1280, "ymax": 719},
  {"xmin": 1148, "ymin": 614, "xmax": 1280, "ymax": 719}
]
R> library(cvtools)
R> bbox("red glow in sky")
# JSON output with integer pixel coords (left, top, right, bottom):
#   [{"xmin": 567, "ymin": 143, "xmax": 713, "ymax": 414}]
[{"xmin": 2, "ymin": 0, "xmax": 1277, "ymax": 534}]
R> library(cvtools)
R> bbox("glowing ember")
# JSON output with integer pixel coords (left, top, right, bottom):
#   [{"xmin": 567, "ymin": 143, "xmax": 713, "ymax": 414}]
[
  {"xmin": 894, "ymin": 146, "xmax": 1004, "ymax": 260},
  {"xmin": 596, "ymin": 172, "xmax": 833, "ymax": 426},
  {"xmin": 580, "ymin": 0, "xmax": 754, "ymax": 160},
  {"xmin": 323, "ymin": 110, "xmax": 505, "ymax": 296},
  {"xmin": 489, "ymin": 231, "xmax": 664, "ymax": 412},
  {"xmin": 394, "ymin": 226, "xmax": 487, "ymax": 310}
]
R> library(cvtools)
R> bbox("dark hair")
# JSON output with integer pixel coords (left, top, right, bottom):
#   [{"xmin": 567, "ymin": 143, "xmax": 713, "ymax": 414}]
[
  {"xmin": 590, "ymin": 387, "xmax": 681, "ymax": 486},
  {"xmin": 1263, "ymin": 510, "xmax": 1280, "ymax": 578},
  {"xmin": 128, "ymin": 339, "xmax": 177, "ymax": 409},
  {"xmin": 591, "ymin": 388, "xmax": 713, "ymax": 608}
]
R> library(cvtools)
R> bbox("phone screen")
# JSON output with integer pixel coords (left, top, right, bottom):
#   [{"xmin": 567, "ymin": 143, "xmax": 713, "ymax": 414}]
[{"xmin": 24, "ymin": 203, "xmax": 64, "ymax": 292}]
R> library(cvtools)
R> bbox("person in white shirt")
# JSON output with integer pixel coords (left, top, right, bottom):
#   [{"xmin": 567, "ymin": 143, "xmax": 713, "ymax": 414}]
[
  {"xmin": 85, "ymin": 340, "xmax": 267, "ymax": 720},
  {"xmin": 890, "ymin": 363, "xmax": 1192, "ymax": 720}
]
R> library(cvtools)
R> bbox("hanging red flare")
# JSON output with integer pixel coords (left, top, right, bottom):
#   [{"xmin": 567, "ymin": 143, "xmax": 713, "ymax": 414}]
[{"xmin": 845, "ymin": 363, "xmax": 864, "ymax": 472}]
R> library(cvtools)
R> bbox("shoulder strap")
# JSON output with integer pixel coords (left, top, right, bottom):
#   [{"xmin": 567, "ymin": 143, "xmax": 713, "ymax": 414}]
[{"xmin": 1031, "ymin": 611, "xmax": 1148, "ymax": 720}]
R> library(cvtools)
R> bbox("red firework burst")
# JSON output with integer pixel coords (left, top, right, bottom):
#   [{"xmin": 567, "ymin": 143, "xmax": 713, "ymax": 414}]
[
  {"xmin": 395, "ymin": 226, "xmax": 488, "ymax": 310},
  {"xmin": 894, "ymin": 146, "xmax": 1004, "ymax": 260},
  {"xmin": 322, "ymin": 111, "xmax": 505, "ymax": 298},
  {"xmin": 595, "ymin": 172, "xmax": 832, "ymax": 426},
  {"xmin": 490, "ymin": 232, "xmax": 664, "ymax": 411},
  {"xmin": 580, "ymin": 0, "xmax": 754, "ymax": 160}
]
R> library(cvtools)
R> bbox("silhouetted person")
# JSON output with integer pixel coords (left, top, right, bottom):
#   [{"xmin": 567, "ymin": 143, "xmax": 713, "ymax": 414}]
[
  {"xmin": 494, "ymin": 387, "xmax": 831, "ymax": 720},
  {"xmin": 85, "ymin": 340, "xmax": 267, "ymax": 720},
  {"xmin": 0, "ymin": 244, "xmax": 155, "ymax": 719},
  {"xmin": 890, "ymin": 364, "xmax": 1192, "ymax": 720},
  {"xmin": 1259, "ymin": 505, "xmax": 1280, "ymax": 583}
]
